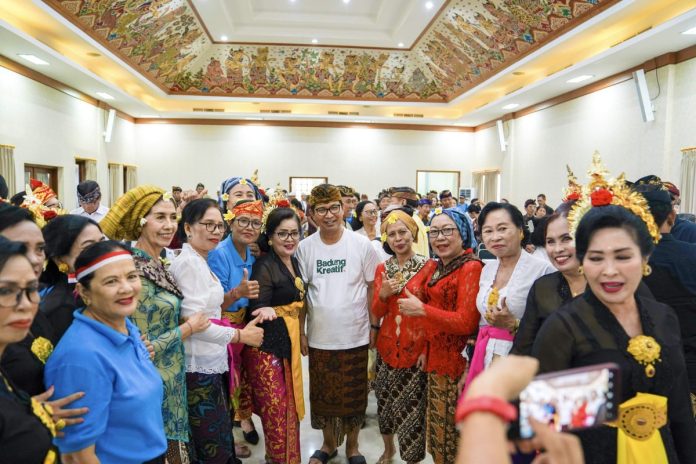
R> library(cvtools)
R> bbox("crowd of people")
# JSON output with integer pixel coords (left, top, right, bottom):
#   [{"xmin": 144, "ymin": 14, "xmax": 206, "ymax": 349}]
[{"xmin": 0, "ymin": 152, "xmax": 695, "ymax": 464}]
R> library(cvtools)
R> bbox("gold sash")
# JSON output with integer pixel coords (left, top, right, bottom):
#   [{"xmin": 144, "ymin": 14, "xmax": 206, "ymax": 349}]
[
  {"xmin": 221, "ymin": 307, "xmax": 247, "ymax": 325},
  {"xmin": 607, "ymin": 393, "xmax": 668, "ymax": 464},
  {"xmin": 274, "ymin": 300, "xmax": 305, "ymax": 420}
]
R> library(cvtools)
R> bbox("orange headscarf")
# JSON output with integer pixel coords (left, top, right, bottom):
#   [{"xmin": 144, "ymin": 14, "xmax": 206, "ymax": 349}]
[{"xmin": 231, "ymin": 199, "xmax": 264, "ymax": 218}]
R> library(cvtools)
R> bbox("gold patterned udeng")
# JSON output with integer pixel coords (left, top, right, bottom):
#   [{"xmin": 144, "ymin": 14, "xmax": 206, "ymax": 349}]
[
  {"xmin": 627, "ymin": 335, "xmax": 661, "ymax": 378},
  {"xmin": 31, "ymin": 336, "xmax": 54, "ymax": 364}
]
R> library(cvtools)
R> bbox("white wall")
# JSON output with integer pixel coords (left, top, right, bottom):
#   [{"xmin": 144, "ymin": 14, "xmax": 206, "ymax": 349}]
[
  {"xmin": 478, "ymin": 58, "xmax": 696, "ymax": 208},
  {"xmin": 0, "ymin": 66, "xmax": 135, "ymax": 210},
  {"xmin": 2, "ymin": 57, "xmax": 695, "ymax": 209},
  {"xmin": 134, "ymin": 124, "xmax": 473, "ymax": 198}
]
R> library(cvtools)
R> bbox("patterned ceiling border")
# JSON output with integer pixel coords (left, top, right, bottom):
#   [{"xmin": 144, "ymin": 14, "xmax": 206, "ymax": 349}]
[{"xmin": 42, "ymin": 0, "xmax": 621, "ymax": 103}]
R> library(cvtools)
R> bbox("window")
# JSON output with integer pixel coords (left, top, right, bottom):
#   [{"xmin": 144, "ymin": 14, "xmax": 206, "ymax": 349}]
[
  {"xmin": 24, "ymin": 164, "xmax": 59, "ymax": 195},
  {"xmin": 75, "ymin": 159, "xmax": 86, "ymax": 184},
  {"xmin": 416, "ymin": 170, "xmax": 460, "ymax": 196},
  {"xmin": 289, "ymin": 177, "xmax": 328, "ymax": 196}
]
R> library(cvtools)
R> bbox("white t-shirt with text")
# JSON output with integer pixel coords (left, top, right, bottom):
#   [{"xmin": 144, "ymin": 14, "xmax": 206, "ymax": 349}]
[{"xmin": 296, "ymin": 229, "xmax": 379, "ymax": 350}]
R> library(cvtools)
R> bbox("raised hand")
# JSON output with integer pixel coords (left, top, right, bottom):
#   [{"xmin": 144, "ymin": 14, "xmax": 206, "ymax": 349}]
[
  {"xmin": 378, "ymin": 271, "xmax": 399, "ymax": 301},
  {"xmin": 235, "ymin": 268, "xmax": 260, "ymax": 300},
  {"xmin": 239, "ymin": 314, "xmax": 264, "ymax": 347},
  {"xmin": 398, "ymin": 288, "xmax": 426, "ymax": 317}
]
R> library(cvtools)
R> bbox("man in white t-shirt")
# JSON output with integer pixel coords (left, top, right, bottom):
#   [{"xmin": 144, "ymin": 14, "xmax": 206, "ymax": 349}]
[{"xmin": 297, "ymin": 183, "xmax": 380, "ymax": 464}]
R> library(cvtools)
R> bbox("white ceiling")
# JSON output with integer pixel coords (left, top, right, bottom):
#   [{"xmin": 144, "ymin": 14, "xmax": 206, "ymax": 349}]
[{"xmin": 192, "ymin": 0, "xmax": 445, "ymax": 48}]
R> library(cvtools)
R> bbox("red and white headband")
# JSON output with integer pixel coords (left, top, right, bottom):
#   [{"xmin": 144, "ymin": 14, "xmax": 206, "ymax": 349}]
[{"xmin": 76, "ymin": 250, "xmax": 132, "ymax": 281}]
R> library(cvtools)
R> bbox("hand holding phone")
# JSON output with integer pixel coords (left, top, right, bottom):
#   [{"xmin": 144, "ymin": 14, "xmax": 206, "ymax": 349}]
[{"xmin": 513, "ymin": 363, "xmax": 620, "ymax": 440}]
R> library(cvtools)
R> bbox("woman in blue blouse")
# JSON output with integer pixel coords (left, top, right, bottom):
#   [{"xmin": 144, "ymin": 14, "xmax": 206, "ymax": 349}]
[{"xmin": 45, "ymin": 241, "xmax": 167, "ymax": 464}]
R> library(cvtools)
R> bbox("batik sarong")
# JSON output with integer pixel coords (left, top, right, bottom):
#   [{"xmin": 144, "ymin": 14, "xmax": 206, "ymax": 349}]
[
  {"xmin": 374, "ymin": 355, "xmax": 426, "ymax": 462},
  {"xmin": 243, "ymin": 347, "xmax": 301, "ymax": 464},
  {"xmin": 426, "ymin": 372, "xmax": 459, "ymax": 464},
  {"xmin": 309, "ymin": 345, "xmax": 368, "ymax": 446},
  {"xmin": 185, "ymin": 373, "xmax": 235, "ymax": 464}
]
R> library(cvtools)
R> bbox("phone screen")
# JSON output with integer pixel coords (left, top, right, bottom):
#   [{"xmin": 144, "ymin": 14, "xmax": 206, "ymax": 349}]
[{"xmin": 517, "ymin": 363, "xmax": 620, "ymax": 439}]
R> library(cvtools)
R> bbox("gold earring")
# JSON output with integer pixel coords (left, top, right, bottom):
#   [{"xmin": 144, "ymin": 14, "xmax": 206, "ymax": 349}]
[
  {"xmin": 578, "ymin": 266, "xmax": 584, "ymax": 275},
  {"xmin": 58, "ymin": 262, "xmax": 70, "ymax": 274},
  {"xmin": 268, "ymin": 240, "xmax": 272, "ymax": 246},
  {"xmin": 642, "ymin": 263, "xmax": 652, "ymax": 276},
  {"xmin": 82, "ymin": 297, "xmax": 91, "ymax": 306}
]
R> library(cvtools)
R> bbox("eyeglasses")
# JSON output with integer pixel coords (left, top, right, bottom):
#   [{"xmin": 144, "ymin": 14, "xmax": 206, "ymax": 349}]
[
  {"xmin": 236, "ymin": 217, "xmax": 263, "ymax": 230},
  {"xmin": 428, "ymin": 227, "xmax": 458, "ymax": 239},
  {"xmin": 198, "ymin": 222, "xmax": 226, "ymax": 233},
  {"xmin": 362, "ymin": 210, "xmax": 378, "ymax": 217},
  {"xmin": 276, "ymin": 231, "xmax": 300, "ymax": 241},
  {"xmin": 314, "ymin": 204, "xmax": 342, "ymax": 216},
  {"xmin": 0, "ymin": 284, "xmax": 41, "ymax": 308}
]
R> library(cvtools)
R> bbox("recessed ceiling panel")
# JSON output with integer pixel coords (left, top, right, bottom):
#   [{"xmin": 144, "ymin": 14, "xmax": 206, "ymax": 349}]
[{"xmin": 41, "ymin": 0, "xmax": 620, "ymax": 102}]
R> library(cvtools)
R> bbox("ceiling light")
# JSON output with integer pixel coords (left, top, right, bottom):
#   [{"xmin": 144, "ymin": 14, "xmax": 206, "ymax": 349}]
[
  {"xmin": 566, "ymin": 74, "xmax": 594, "ymax": 84},
  {"xmin": 425, "ymin": 1, "xmax": 434, "ymax": 10},
  {"xmin": 220, "ymin": 35, "xmax": 228, "ymax": 41},
  {"xmin": 682, "ymin": 26, "xmax": 696, "ymax": 35},
  {"xmin": 502, "ymin": 103, "xmax": 519, "ymax": 110},
  {"xmin": 18, "ymin": 54, "xmax": 49, "ymax": 65},
  {"xmin": 96, "ymin": 92, "xmax": 114, "ymax": 100},
  {"xmin": 311, "ymin": 38, "xmax": 318, "ymax": 44},
  {"xmin": 512, "ymin": 71, "xmax": 525, "ymax": 76},
  {"xmin": 398, "ymin": 42, "xmax": 404, "ymax": 48},
  {"xmin": 342, "ymin": 0, "xmax": 350, "ymax": 3}
]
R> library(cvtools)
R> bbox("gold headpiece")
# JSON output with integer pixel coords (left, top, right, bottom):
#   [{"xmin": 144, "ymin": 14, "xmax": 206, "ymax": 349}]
[
  {"xmin": 567, "ymin": 151, "xmax": 660, "ymax": 244},
  {"xmin": 562, "ymin": 165, "xmax": 583, "ymax": 202},
  {"xmin": 261, "ymin": 184, "xmax": 302, "ymax": 231}
]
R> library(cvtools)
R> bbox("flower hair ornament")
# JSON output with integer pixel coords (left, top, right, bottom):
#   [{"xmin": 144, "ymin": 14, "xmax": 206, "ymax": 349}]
[
  {"xmin": 567, "ymin": 151, "xmax": 661, "ymax": 244},
  {"xmin": 260, "ymin": 184, "xmax": 299, "ymax": 231}
]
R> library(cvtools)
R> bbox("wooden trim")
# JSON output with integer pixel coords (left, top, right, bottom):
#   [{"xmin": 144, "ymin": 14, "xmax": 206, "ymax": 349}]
[
  {"xmin": 74, "ymin": 156, "xmax": 97, "ymax": 161},
  {"xmin": 474, "ymin": 44, "xmax": 696, "ymax": 132},
  {"xmin": 134, "ymin": 118, "xmax": 474, "ymax": 132},
  {"xmin": 681, "ymin": 147, "xmax": 696, "ymax": 152},
  {"xmin": 187, "ymin": 0, "xmax": 452, "ymax": 51},
  {"xmin": 0, "ymin": 144, "xmax": 16, "ymax": 149},
  {"xmin": 471, "ymin": 168, "xmax": 502, "ymax": 174}
]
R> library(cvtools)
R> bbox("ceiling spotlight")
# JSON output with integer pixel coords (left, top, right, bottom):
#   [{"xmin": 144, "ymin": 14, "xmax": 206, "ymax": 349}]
[
  {"xmin": 398, "ymin": 42, "xmax": 404, "ymax": 48},
  {"xmin": 220, "ymin": 35, "xmax": 228, "ymax": 41},
  {"xmin": 311, "ymin": 38, "xmax": 318, "ymax": 44},
  {"xmin": 96, "ymin": 92, "xmax": 115, "ymax": 100},
  {"xmin": 425, "ymin": 1, "xmax": 434, "ymax": 10},
  {"xmin": 18, "ymin": 54, "xmax": 49, "ymax": 65},
  {"xmin": 682, "ymin": 26, "xmax": 696, "ymax": 35},
  {"xmin": 342, "ymin": 0, "xmax": 350, "ymax": 3},
  {"xmin": 502, "ymin": 103, "xmax": 519, "ymax": 110},
  {"xmin": 566, "ymin": 74, "xmax": 594, "ymax": 84},
  {"xmin": 512, "ymin": 71, "xmax": 525, "ymax": 76}
]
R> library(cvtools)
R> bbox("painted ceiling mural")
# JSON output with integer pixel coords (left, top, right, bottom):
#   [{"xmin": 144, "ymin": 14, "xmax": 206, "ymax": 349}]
[{"xmin": 44, "ymin": 0, "xmax": 618, "ymax": 102}]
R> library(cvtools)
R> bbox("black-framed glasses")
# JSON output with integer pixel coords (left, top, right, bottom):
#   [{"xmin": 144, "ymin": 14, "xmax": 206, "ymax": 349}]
[
  {"xmin": 198, "ymin": 222, "xmax": 226, "ymax": 233},
  {"xmin": 428, "ymin": 227, "xmax": 458, "ymax": 239},
  {"xmin": 276, "ymin": 231, "xmax": 300, "ymax": 241},
  {"xmin": 314, "ymin": 204, "xmax": 342, "ymax": 216},
  {"xmin": 362, "ymin": 210, "xmax": 379, "ymax": 217},
  {"xmin": 0, "ymin": 284, "xmax": 41, "ymax": 308},
  {"xmin": 236, "ymin": 217, "xmax": 263, "ymax": 230}
]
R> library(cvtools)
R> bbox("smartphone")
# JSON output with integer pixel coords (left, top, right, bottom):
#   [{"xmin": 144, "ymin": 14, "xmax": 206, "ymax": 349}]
[{"xmin": 512, "ymin": 363, "xmax": 620, "ymax": 440}]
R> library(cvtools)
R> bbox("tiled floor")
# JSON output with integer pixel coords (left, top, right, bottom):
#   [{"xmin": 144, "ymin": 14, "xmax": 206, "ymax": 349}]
[{"xmin": 234, "ymin": 356, "xmax": 435, "ymax": 464}]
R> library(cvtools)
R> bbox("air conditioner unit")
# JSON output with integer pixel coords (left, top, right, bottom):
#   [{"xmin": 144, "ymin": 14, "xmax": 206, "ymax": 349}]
[{"xmin": 459, "ymin": 187, "xmax": 476, "ymax": 200}]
